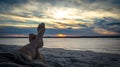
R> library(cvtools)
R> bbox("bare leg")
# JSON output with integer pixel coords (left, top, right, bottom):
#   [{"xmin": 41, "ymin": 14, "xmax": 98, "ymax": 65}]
[
  {"xmin": 35, "ymin": 50, "xmax": 47, "ymax": 64},
  {"xmin": 19, "ymin": 23, "xmax": 45, "ymax": 61},
  {"xmin": 28, "ymin": 34, "xmax": 47, "ymax": 64}
]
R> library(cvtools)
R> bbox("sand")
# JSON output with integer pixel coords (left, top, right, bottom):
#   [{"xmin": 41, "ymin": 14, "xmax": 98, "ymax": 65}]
[{"xmin": 0, "ymin": 44, "xmax": 120, "ymax": 67}]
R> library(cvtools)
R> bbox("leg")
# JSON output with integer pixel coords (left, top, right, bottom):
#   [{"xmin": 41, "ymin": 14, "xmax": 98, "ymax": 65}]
[
  {"xmin": 35, "ymin": 50, "xmax": 47, "ymax": 64},
  {"xmin": 19, "ymin": 23, "xmax": 45, "ymax": 61},
  {"xmin": 28, "ymin": 34, "xmax": 47, "ymax": 64}
]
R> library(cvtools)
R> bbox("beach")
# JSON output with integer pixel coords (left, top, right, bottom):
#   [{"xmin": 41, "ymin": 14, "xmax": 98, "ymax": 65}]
[
  {"xmin": 0, "ymin": 44, "xmax": 120, "ymax": 67},
  {"xmin": 0, "ymin": 0, "xmax": 120, "ymax": 67}
]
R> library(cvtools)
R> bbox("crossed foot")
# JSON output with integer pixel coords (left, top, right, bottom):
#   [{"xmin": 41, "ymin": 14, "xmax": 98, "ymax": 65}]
[{"xmin": 20, "ymin": 23, "xmax": 46, "ymax": 64}]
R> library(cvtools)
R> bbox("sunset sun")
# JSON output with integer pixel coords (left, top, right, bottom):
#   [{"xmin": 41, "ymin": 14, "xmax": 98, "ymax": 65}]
[{"xmin": 56, "ymin": 34, "xmax": 66, "ymax": 37}]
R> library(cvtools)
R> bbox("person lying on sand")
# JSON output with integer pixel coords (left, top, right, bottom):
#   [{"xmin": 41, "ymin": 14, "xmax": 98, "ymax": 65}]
[{"xmin": 0, "ymin": 23, "xmax": 48, "ymax": 67}]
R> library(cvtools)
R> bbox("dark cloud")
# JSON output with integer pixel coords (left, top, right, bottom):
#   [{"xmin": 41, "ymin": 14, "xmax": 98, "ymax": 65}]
[
  {"xmin": 53, "ymin": 22, "xmax": 77, "ymax": 28},
  {"xmin": 75, "ymin": 19, "xmax": 91, "ymax": 22},
  {"xmin": 0, "ymin": 26, "xmax": 36, "ymax": 35},
  {"xmin": 0, "ymin": 0, "xmax": 28, "ymax": 5},
  {"xmin": 74, "ymin": 0, "xmax": 120, "ymax": 14},
  {"xmin": 79, "ymin": 0, "xmax": 97, "ymax": 3},
  {"xmin": 36, "ymin": 0, "xmax": 58, "ymax": 4},
  {"xmin": 0, "ymin": 0, "xmax": 28, "ymax": 13},
  {"xmin": 110, "ymin": 0, "xmax": 120, "ymax": 5},
  {"xmin": 77, "ymin": 24, "xmax": 88, "ymax": 28},
  {"xmin": 107, "ymin": 23, "xmax": 120, "ymax": 26},
  {"xmin": 0, "ymin": 26, "xmax": 100, "ymax": 36},
  {"xmin": 94, "ymin": 17, "xmax": 120, "ymax": 33},
  {"xmin": 46, "ymin": 28, "xmax": 100, "ymax": 36}
]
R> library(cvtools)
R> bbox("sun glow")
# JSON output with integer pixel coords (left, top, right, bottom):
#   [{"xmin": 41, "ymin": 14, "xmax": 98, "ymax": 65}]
[
  {"xmin": 53, "ymin": 10, "xmax": 69, "ymax": 19},
  {"xmin": 56, "ymin": 34, "xmax": 66, "ymax": 37}
]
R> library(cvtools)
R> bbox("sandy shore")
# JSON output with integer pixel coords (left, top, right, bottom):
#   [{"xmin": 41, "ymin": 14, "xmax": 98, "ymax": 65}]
[{"xmin": 0, "ymin": 44, "xmax": 120, "ymax": 67}]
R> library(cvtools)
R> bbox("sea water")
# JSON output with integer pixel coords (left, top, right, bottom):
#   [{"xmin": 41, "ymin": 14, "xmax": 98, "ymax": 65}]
[{"xmin": 0, "ymin": 38, "xmax": 120, "ymax": 54}]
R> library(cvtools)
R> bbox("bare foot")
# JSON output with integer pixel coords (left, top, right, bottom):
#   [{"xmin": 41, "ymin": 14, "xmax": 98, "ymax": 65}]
[
  {"xmin": 37, "ymin": 23, "xmax": 45, "ymax": 38},
  {"xmin": 29, "ymin": 34, "xmax": 36, "ymax": 42}
]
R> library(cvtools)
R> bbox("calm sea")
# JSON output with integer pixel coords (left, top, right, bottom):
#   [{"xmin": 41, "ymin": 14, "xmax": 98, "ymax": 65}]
[{"xmin": 0, "ymin": 38, "xmax": 120, "ymax": 54}]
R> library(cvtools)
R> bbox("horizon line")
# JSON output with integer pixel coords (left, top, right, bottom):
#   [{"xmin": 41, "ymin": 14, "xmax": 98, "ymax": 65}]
[{"xmin": 0, "ymin": 36, "xmax": 120, "ymax": 38}]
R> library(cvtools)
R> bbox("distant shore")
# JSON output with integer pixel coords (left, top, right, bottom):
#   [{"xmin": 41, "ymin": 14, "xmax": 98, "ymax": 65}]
[{"xmin": 0, "ymin": 36, "xmax": 120, "ymax": 38}]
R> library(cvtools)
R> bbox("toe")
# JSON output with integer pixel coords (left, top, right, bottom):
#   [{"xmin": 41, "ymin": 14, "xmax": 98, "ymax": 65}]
[
  {"xmin": 37, "ymin": 23, "xmax": 45, "ymax": 32},
  {"xmin": 37, "ymin": 23, "xmax": 45, "ymax": 37}
]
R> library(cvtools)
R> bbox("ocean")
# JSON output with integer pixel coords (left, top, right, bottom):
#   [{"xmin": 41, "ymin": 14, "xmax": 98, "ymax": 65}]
[{"xmin": 0, "ymin": 38, "xmax": 120, "ymax": 54}]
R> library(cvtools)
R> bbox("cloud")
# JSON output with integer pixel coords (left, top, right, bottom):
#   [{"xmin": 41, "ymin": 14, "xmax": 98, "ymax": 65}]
[
  {"xmin": 1, "ymin": 0, "xmax": 120, "ymax": 19},
  {"xmin": 93, "ymin": 28, "xmax": 119, "ymax": 35},
  {"xmin": 0, "ymin": 0, "xmax": 28, "ymax": 5},
  {"xmin": 0, "ymin": 0, "xmax": 120, "ymax": 36},
  {"xmin": 0, "ymin": 0, "xmax": 28, "ymax": 13},
  {"xmin": 0, "ymin": 26, "xmax": 100, "ymax": 36},
  {"xmin": 94, "ymin": 17, "xmax": 120, "ymax": 33}
]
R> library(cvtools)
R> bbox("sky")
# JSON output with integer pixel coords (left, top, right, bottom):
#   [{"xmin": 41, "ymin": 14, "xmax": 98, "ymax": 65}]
[{"xmin": 0, "ymin": 0, "xmax": 120, "ymax": 37}]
